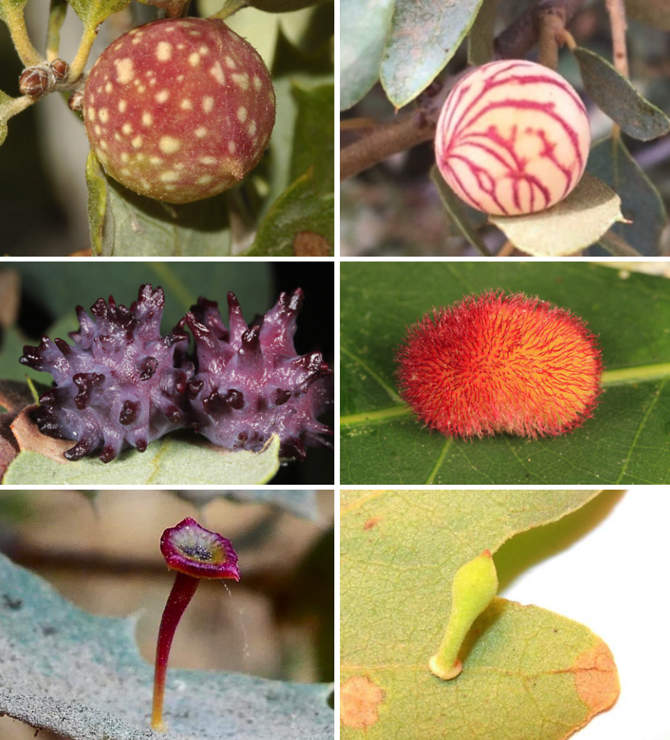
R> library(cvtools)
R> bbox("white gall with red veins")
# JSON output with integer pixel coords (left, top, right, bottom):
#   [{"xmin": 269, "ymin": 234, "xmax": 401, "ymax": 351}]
[
  {"xmin": 83, "ymin": 18, "xmax": 276, "ymax": 204},
  {"xmin": 435, "ymin": 60, "xmax": 591, "ymax": 216}
]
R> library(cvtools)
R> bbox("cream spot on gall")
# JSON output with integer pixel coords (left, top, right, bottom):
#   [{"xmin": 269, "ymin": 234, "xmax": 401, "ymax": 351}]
[
  {"xmin": 87, "ymin": 108, "xmax": 96, "ymax": 121},
  {"xmin": 115, "ymin": 58, "xmax": 134, "ymax": 84},
  {"xmin": 237, "ymin": 106, "xmax": 247, "ymax": 123},
  {"xmin": 94, "ymin": 125, "xmax": 102, "ymax": 135},
  {"xmin": 105, "ymin": 82, "xmax": 112, "ymax": 93},
  {"xmin": 156, "ymin": 41, "xmax": 172, "ymax": 61},
  {"xmin": 122, "ymin": 122, "xmax": 133, "ymax": 135},
  {"xmin": 137, "ymin": 85, "xmax": 146, "ymax": 93},
  {"xmin": 149, "ymin": 156, "xmax": 163, "ymax": 165},
  {"xmin": 99, "ymin": 108, "xmax": 109, "ymax": 123},
  {"xmin": 140, "ymin": 179, "xmax": 151, "ymax": 189},
  {"xmin": 225, "ymin": 56, "xmax": 236, "ymax": 69},
  {"xmin": 121, "ymin": 152, "xmax": 129, "ymax": 163},
  {"xmin": 210, "ymin": 62, "xmax": 225, "ymax": 85},
  {"xmin": 166, "ymin": 26, "xmax": 175, "ymax": 33},
  {"xmin": 159, "ymin": 136, "xmax": 181, "ymax": 154},
  {"xmin": 160, "ymin": 171, "xmax": 179, "ymax": 182},
  {"xmin": 202, "ymin": 97, "xmax": 214, "ymax": 113},
  {"xmin": 248, "ymin": 121, "xmax": 257, "ymax": 137},
  {"xmin": 137, "ymin": 153, "xmax": 145, "ymax": 162},
  {"xmin": 155, "ymin": 90, "xmax": 169, "ymax": 103},
  {"xmin": 97, "ymin": 86, "xmax": 103, "ymax": 94},
  {"xmin": 100, "ymin": 140, "xmax": 108, "ymax": 150},
  {"xmin": 253, "ymin": 75, "xmax": 262, "ymax": 91},
  {"xmin": 188, "ymin": 31, "xmax": 201, "ymax": 36},
  {"xmin": 177, "ymin": 44, "xmax": 185, "ymax": 50},
  {"xmin": 232, "ymin": 73, "xmax": 249, "ymax": 90},
  {"xmin": 199, "ymin": 46, "xmax": 209, "ymax": 55},
  {"xmin": 142, "ymin": 112, "xmax": 153, "ymax": 126},
  {"xmin": 180, "ymin": 99, "xmax": 193, "ymax": 110},
  {"xmin": 228, "ymin": 141, "xmax": 237, "ymax": 154},
  {"xmin": 176, "ymin": 75, "xmax": 185, "ymax": 82},
  {"xmin": 131, "ymin": 136, "xmax": 143, "ymax": 149},
  {"xmin": 195, "ymin": 127, "xmax": 208, "ymax": 138},
  {"xmin": 118, "ymin": 100, "xmax": 127, "ymax": 112},
  {"xmin": 114, "ymin": 133, "xmax": 122, "ymax": 142},
  {"xmin": 189, "ymin": 53, "xmax": 201, "ymax": 67},
  {"xmin": 197, "ymin": 175, "xmax": 214, "ymax": 185},
  {"xmin": 199, "ymin": 156, "xmax": 217, "ymax": 165}
]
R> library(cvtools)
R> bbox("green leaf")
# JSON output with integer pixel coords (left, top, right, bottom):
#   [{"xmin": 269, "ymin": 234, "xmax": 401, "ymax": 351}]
[
  {"xmin": 86, "ymin": 151, "xmax": 234, "ymax": 257},
  {"xmin": 245, "ymin": 170, "xmax": 334, "ymax": 255},
  {"xmin": 586, "ymin": 136, "xmax": 667, "ymax": 255},
  {"xmin": 625, "ymin": 0, "xmax": 670, "ymax": 30},
  {"xmin": 0, "ymin": 552, "xmax": 333, "ymax": 739},
  {"xmin": 67, "ymin": 0, "xmax": 131, "ymax": 29},
  {"xmin": 3, "ymin": 433, "xmax": 282, "ymax": 485},
  {"xmin": 489, "ymin": 174, "xmax": 624, "ymax": 256},
  {"xmin": 380, "ymin": 0, "xmax": 485, "ymax": 108},
  {"xmin": 573, "ymin": 46, "xmax": 670, "ymax": 140},
  {"xmin": 290, "ymin": 80, "xmax": 334, "ymax": 191},
  {"xmin": 340, "ymin": 261, "xmax": 670, "ymax": 484},
  {"xmin": 341, "ymin": 490, "xmax": 618, "ymax": 740},
  {"xmin": 340, "ymin": 0, "xmax": 393, "ymax": 110}
]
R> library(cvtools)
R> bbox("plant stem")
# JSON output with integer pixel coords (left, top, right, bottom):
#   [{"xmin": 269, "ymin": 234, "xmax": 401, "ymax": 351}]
[
  {"xmin": 606, "ymin": 0, "xmax": 629, "ymax": 79},
  {"xmin": 211, "ymin": 0, "xmax": 249, "ymax": 20},
  {"xmin": 68, "ymin": 23, "xmax": 98, "ymax": 82},
  {"xmin": 152, "ymin": 572, "xmax": 200, "ymax": 732},
  {"xmin": 46, "ymin": 0, "xmax": 68, "ymax": 62},
  {"xmin": 537, "ymin": 6, "xmax": 565, "ymax": 70},
  {"xmin": 5, "ymin": 6, "xmax": 43, "ymax": 67},
  {"xmin": 598, "ymin": 229, "xmax": 640, "ymax": 256}
]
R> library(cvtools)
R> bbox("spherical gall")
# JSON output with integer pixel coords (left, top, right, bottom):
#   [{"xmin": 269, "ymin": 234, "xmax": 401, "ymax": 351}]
[
  {"xmin": 435, "ymin": 60, "xmax": 591, "ymax": 216},
  {"xmin": 82, "ymin": 18, "xmax": 276, "ymax": 204},
  {"xmin": 396, "ymin": 291, "xmax": 602, "ymax": 438}
]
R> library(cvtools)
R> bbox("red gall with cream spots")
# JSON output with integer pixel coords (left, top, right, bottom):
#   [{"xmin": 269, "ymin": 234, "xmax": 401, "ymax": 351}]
[
  {"xmin": 83, "ymin": 18, "xmax": 276, "ymax": 204},
  {"xmin": 435, "ymin": 60, "xmax": 591, "ymax": 216}
]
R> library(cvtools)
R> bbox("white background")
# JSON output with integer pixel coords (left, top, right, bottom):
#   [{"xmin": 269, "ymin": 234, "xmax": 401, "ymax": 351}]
[{"xmin": 498, "ymin": 489, "xmax": 670, "ymax": 740}]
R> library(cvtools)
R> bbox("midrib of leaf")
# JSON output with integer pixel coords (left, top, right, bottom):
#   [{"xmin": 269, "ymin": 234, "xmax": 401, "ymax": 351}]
[
  {"xmin": 615, "ymin": 376, "xmax": 667, "ymax": 484},
  {"xmin": 340, "ymin": 361, "xmax": 670, "ymax": 427},
  {"xmin": 426, "ymin": 440, "xmax": 452, "ymax": 484}
]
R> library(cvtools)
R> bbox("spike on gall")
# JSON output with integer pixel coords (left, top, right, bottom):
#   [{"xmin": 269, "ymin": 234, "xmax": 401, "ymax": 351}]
[{"xmin": 396, "ymin": 291, "xmax": 602, "ymax": 438}]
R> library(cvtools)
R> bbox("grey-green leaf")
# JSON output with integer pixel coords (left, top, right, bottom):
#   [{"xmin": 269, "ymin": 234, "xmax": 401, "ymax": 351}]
[
  {"xmin": 174, "ymin": 490, "xmax": 322, "ymax": 520},
  {"xmin": 0, "ymin": 552, "xmax": 333, "ymax": 740},
  {"xmin": 587, "ymin": 136, "xmax": 667, "ymax": 255},
  {"xmin": 340, "ymin": 0, "xmax": 393, "ymax": 110},
  {"xmin": 490, "ymin": 174, "xmax": 623, "ymax": 255},
  {"xmin": 3, "ymin": 434, "xmax": 282, "ymax": 485},
  {"xmin": 573, "ymin": 46, "xmax": 670, "ymax": 141},
  {"xmin": 380, "ymin": 0, "xmax": 485, "ymax": 108}
]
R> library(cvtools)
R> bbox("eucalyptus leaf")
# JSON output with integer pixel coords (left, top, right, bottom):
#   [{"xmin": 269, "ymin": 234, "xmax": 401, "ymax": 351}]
[
  {"xmin": 380, "ymin": 0, "xmax": 485, "ymax": 108},
  {"xmin": 467, "ymin": 0, "xmax": 498, "ymax": 66},
  {"xmin": 0, "ymin": 552, "xmax": 333, "ymax": 740},
  {"xmin": 245, "ymin": 170, "xmax": 334, "ymax": 255},
  {"xmin": 341, "ymin": 490, "xmax": 618, "ymax": 740},
  {"xmin": 3, "ymin": 433, "xmax": 282, "ymax": 485},
  {"xmin": 340, "ymin": 0, "xmax": 393, "ymax": 111},
  {"xmin": 586, "ymin": 136, "xmax": 667, "ymax": 255},
  {"xmin": 490, "ymin": 174, "xmax": 623, "ymax": 256},
  {"xmin": 68, "ymin": 0, "xmax": 131, "ymax": 29},
  {"xmin": 290, "ymin": 80, "xmax": 334, "ymax": 191},
  {"xmin": 573, "ymin": 46, "xmax": 670, "ymax": 141},
  {"xmin": 340, "ymin": 261, "xmax": 670, "ymax": 484},
  {"xmin": 175, "ymin": 490, "xmax": 321, "ymax": 520}
]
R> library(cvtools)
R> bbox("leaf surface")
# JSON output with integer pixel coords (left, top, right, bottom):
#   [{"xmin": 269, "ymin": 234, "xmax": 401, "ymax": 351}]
[
  {"xmin": 340, "ymin": 490, "xmax": 618, "ymax": 740},
  {"xmin": 0, "ymin": 553, "xmax": 333, "ymax": 740},
  {"xmin": 586, "ymin": 136, "xmax": 667, "ymax": 255},
  {"xmin": 340, "ymin": 261, "xmax": 670, "ymax": 484},
  {"xmin": 489, "ymin": 174, "xmax": 624, "ymax": 256},
  {"xmin": 67, "ymin": 0, "xmax": 131, "ymax": 29},
  {"xmin": 573, "ymin": 47, "xmax": 670, "ymax": 141},
  {"xmin": 380, "ymin": 0, "xmax": 484, "ymax": 108},
  {"xmin": 3, "ymin": 424, "xmax": 281, "ymax": 485}
]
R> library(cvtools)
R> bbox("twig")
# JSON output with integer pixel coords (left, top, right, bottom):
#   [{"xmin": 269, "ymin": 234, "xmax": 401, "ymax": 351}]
[
  {"xmin": 606, "ymin": 0, "xmax": 628, "ymax": 78},
  {"xmin": 211, "ymin": 0, "xmax": 249, "ymax": 20},
  {"xmin": 5, "ymin": 6, "xmax": 44, "ymax": 67},
  {"xmin": 495, "ymin": 0, "xmax": 586, "ymax": 59},
  {"xmin": 537, "ymin": 6, "xmax": 566, "ymax": 69},
  {"xmin": 598, "ymin": 229, "xmax": 640, "ymax": 256}
]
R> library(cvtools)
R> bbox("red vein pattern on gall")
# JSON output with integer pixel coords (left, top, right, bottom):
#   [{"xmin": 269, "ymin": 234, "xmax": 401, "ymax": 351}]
[
  {"xmin": 396, "ymin": 291, "xmax": 602, "ymax": 438},
  {"xmin": 435, "ymin": 60, "xmax": 591, "ymax": 215},
  {"xmin": 83, "ymin": 18, "xmax": 275, "ymax": 204}
]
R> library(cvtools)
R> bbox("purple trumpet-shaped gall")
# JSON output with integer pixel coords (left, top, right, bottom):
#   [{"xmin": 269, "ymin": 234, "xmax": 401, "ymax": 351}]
[{"xmin": 152, "ymin": 517, "xmax": 239, "ymax": 732}]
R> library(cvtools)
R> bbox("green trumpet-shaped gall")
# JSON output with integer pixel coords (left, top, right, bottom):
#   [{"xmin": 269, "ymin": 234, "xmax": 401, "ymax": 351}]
[{"xmin": 429, "ymin": 549, "xmax": 498, "ymax": 680}]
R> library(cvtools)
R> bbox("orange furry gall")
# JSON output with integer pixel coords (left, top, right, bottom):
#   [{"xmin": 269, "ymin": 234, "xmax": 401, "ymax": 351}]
[{"xmin": 396, "ymin": 291, "xmax": 602, "ymax": 438}]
